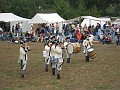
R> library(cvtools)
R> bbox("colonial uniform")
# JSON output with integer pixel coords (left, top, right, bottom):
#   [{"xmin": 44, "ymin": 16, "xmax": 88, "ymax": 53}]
[
  {"xmin": 50, "ymin": 41, "xmax": 56, "ymax": 75},
  {"xmin": 83, "ymin": 36, "xmax": 93, "ymax": 62},
  {"xmin": 55, "ymin": 43, "xmax": 64, "ymax": 79},
  {"xmin": 64, "ymin": 37, "xmax": 71, "ymax": 63},
  {"xmin": 18, "ymin": 43, "xmax": 30, "ymax": 78},
  {"xmin": 44, "ymin": 44, "xmax": 51, "ymax": 72}
]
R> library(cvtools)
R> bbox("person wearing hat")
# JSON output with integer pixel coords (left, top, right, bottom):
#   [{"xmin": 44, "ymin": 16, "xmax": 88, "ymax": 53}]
[
  {"xmin": 50, "ymin": 35, "xmax": 56, "ymax": 42},
  {"xmin": 44, "ymin": 40, "xmax": 51, "ymax": 72},
  {"xmin": 44, "ymin": 37, "xmax": 49, "ymax": 45},
  {"xmin": 83, "ymin": 35, "xmax": 93, "ymax": 62},
  {"xmin": 55, "ymin": 41, "xmax": 64, "ymax": 79},
  {"xmin": 18, "ymin": 42, "xmax": 30, "ymax": 78},
  {"xmin": 64, "ymin": 36, "xmax": 71, "ymax": 63},
  {"xmin": 50, "ymin": 40, "xmax": 57, "ymax": 75}
]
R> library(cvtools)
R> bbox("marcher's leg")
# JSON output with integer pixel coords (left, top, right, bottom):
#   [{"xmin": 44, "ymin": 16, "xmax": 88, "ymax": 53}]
[
  {"xmin": 21, "ymin": 70, "xmax": 25, "ymax": 78},
  {"xmin": 52, "ymin": 62, "xmax": 56, "ymax": 75},
  {"xmin": 52, "ymin": 67, "xmax": 56, "ymax": 76},
  {"xmin": 56, "ymin": 60, "xmax": 63, "ymax": 80},
  {"xmin": 67, "ymin": 53, "xmax": 70, "ymax": 63},
  {"xmin": 45, "ymin": 57, "xmax": 50, "ymax": 72},
  {"xmin": 45, "ymin": 64, "xmax": 48, "ymax": 72},
  {"xmin": 86, "ymin": 56, "xmax": 89, "ymax": 62},
  {"xmin": 57, "ymin": 70, "xmax": 61, "ymax": 79},
  {"xmin": 85, "ymin": 47, "xmax": 89, "ymax": 62}
]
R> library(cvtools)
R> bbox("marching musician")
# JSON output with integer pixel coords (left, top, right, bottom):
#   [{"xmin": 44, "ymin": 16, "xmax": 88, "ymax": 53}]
[
  {"xmin": 64, "ymin": 36, "xmax": 71, "ymax": 63},
  {"xmin": 44, "ymin": 37, "xmax": 51, "ymax": 72},
  {"xmin": 83, "ymin": 35, "xmax": 93, "ymax": 62},
  {"xmin": 18, "ymin": 41, "xmax": 30, "ymax": 78},
  {"xmin": 55, "ymin": 41, "xmax": 64, "ymax": 79},
  {"xmin": 50, "ymin": 40, "xmax": 57, "ymax": 75},
  {"xmin": 50, "ymin": 35, "xmax": 56, "ymax": 42}
]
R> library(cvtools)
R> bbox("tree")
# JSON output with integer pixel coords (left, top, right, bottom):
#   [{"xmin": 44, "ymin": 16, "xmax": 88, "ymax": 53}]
[
  {"xmin": 87, "ymin": 5, "xmax": 101, "ymax": 17},
  {"xmin": 53, "ymin": 0, "xmax": 74, "ymax": 19}
]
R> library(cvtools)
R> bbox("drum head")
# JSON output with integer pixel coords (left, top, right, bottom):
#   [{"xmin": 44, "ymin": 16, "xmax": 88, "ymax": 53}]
[
  {"xmin": 67, "ymin": 43, "xmax": 74, "ymax": 54},
  {"xmin": 87, "ymin": 48, "xmax": 94, "ymax": 52}
]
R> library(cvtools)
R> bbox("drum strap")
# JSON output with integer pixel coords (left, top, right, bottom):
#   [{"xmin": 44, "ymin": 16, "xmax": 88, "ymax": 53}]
[
  {"xmin": 25, "ymin": 54, "xmax": 27, "ymax": 61},
  {"xmin": 49, "ymin": 46, "xmax": 51, "ymax": 56},
  {"xmin": 89, "ymin": 41, "xmax": 92, "ymax": 48}
]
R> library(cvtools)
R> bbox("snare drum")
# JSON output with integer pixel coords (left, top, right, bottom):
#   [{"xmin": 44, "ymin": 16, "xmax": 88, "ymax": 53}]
[
  {"xmin": 87, "ymin": 48, "xmax": 96, "ymax": 59},
  {"xmin": 72, "ymin": 43, "xmax": 81, "ymax": 53}
]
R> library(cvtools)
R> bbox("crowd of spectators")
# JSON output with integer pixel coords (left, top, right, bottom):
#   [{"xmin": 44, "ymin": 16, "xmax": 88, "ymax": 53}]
[{"xmin": 0, "ymin": 22, "xmax": 120, "ymax": 45}]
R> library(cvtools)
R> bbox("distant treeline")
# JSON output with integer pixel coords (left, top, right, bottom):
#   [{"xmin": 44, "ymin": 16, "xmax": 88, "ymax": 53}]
[{"xmin": 0, "ymin": 0, "xmax": 120, "ymax": 19}]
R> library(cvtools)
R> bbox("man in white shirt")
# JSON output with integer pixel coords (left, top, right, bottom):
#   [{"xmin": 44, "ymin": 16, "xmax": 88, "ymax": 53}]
[
  {"xmin": 50, "ymin": 41, "xmax": 57, "ymax": 75},
  {"xmin": 44, "ymin": 40, "xmax": 51, "ymax": 72},
  {"xmin": 83, "ymin": 35, "xmax": 93, "ymax": 62},
  {"xmin": 18, "ymin": 42, "xmax": 30, "ymax": 78},
  {"xmin": 64, "ymin": 37, "xmax": 71, "ymax": 63},
  {"xmin": 55, "ymin": 41, "xmax": 64, "ymax": 79}
]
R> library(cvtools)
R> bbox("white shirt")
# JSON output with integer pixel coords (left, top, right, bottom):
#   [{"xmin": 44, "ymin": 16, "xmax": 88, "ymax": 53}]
[
  {"xmin": 50, "ymin": 45, "xmax": 56, "ymax": 57},
  {"xmin": 44, "ymin": 45, "xmax": 50, "ymax": 57},
  {"xmin": 83, "ymin": 39, "xmax": 93, "ymax": 49},
  {"xmin": 55, "ymin": 45, "xmax": 63, "ymax": 58},
  {"xmin": 89, "ymin": 34, "xmax": 94, "ymax": 42}
]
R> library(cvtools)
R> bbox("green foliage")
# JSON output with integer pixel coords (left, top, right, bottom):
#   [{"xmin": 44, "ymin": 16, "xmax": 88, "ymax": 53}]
[
  {"xmin": 75, "ymin": 1, "xmax": 88, "ymax": 16},
  {"xmin": 0, "ymin": 0, "xmax": 119, "ymax": 19},
  {"xmin": 88, "ymin": 5, "xmax": 101, "ymax": 17},
  {"xmin": 54, "ymin": 0, "xmax": 74, "ymax": 19}
]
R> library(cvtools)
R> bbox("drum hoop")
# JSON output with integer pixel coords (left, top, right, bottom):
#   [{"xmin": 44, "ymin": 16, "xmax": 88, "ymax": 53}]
[{"xmin": 87, "ymin": 48, "xmax": 94, "ymax": 52}]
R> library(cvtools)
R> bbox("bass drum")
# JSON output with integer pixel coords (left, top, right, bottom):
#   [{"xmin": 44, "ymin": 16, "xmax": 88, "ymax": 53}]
[
  {"xmin": 72, "ymin": 43, "xmax": 81, "ymax": 53},
  {"xmin": 87, "ymin": 48, "xmax": 96, "ymax": 59},
  {"xmin": 66, "ymin": 43, "xmax": 74, "ymax": 54}
]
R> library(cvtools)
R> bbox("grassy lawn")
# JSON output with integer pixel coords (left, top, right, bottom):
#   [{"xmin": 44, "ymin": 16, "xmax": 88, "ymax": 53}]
[{"xmin": 0, "ymin": 41, "xmax": 120, "ymax": 90}]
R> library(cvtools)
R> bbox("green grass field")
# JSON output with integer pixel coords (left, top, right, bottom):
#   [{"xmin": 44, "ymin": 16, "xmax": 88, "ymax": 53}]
[{"xmin": 0, "ymin": 41, "xmax": 120, "ymax": 90}]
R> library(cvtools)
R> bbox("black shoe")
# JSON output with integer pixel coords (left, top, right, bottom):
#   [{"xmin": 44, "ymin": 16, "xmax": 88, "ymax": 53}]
[
  {"xmin": 57, "ymin": 74, "xmax": 61, "ymax": 80},
  {"xmin": 45, "ymin": 68, "xmax": 48, "ymax": 72},
  {"xmin": 21, "ymin": 75, "xmax": 24, "ymax": 78},
  {"xmin": 52, "ymin": 68, "xmax": 55, "ymax": 76},
  {"xmin": 86, "ymin": 56, "xmax": 89, "ymax": 62},
  {"xmin": 67, "ymin": 58, "xmax": 70, "ymax": 63},
  {"xmin": 45, "ymin": 65, "xmax": 48, "ymax": 72}
]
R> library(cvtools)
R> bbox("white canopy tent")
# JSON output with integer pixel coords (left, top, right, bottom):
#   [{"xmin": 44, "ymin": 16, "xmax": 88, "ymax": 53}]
[
  {"xmin": 0, "ymin": 13, "xmax": 31, "ymax": 32},
  {"xmin": 81, "ymin": 16, "xmax": 111, "ymax": 28},
  {"xmin": 29, "ymin": 13, "xmax": 65, "ymax": 24},
  {"xmin": 64, "ymin": 17, "xmax": 81, "ymax": 23},
  {"xmin": 29, "ymin": 13, "xmax": 65, "ymax": 33},
  {"xmin": 113, "ymin": 19, "xmax": 120, "ymax": 25}
]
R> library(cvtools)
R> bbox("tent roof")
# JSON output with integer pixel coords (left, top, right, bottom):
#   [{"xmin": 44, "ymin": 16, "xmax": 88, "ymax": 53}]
[
  {"xmin": 81, "ymin": 16, "xmax": 111, "ymax": 22},
  {"xmin": 114, "ymin": 19, "xmax": 120, "ymax": 22},
  {"xmin": 0, "ymin": 13, "xmax": 29, "ymax": 22},
  {"xmin": 81, "ymin": 16, "xmax": 100, "ymax": 21},
  {"xmin": 29, "ymin": 13, "xmax": 65, "ymax": 23},
  {"xmin": 98, "ymin": 17, "xmax": 111, "ymax": 22},
  {"xmin": 65, "ymin": 17, "xmax": 81, "ymax": 23}
]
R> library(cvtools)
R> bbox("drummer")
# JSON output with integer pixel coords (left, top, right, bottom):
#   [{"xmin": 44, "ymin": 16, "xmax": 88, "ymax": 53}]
[
  {"xmin": 64, "ymin": 36, "xmax": 71, "ymax": 63},
  {"xmin": 83, "ymin": 35, "xmax": 93, "ymax": 62}
]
